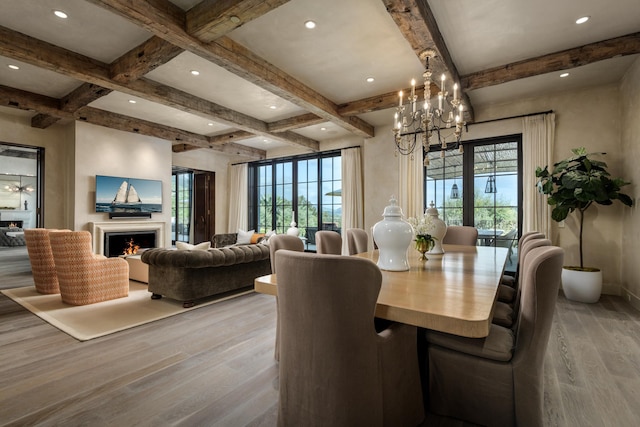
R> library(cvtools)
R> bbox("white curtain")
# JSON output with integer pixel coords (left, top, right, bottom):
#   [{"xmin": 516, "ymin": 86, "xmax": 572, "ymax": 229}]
[
  {"xmin": 228, "ymin": 163, "xmax": 248, "ymax": 232},
  {"xmin": 341, "ymin": 147, "xmax": 364, "ymax": 254},
  {"xmin": 398, "ymin": 150, "xmax": 424, "ymax": 220},
  {"xmin": 522, "ymin": 113, "xmax": 556, "ymax": 239}
]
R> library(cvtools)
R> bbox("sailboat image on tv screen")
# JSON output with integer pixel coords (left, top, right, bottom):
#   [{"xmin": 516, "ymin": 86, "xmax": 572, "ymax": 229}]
[{"xmin": 111, "ymin": 180, "xmax": 142, "ymax": 209}]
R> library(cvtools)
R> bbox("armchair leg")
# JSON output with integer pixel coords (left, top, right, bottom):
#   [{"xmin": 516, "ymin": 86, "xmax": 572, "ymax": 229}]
[
  {"xmin": 183, "ymin": 300, "xmax": 195, "ymax": 308},
  {"xmin": 151, "ymin": 293, "xmax": 162, "ymax": 300}
]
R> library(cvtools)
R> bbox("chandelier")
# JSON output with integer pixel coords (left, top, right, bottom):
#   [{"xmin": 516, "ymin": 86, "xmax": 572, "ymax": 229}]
[
  {"xmin": 393, "ymin": 51, "xmax": 466, "ymax": 166},
  {"xmin": 4, "ymin": 184, "xmax": 34, "ymax": 193}
]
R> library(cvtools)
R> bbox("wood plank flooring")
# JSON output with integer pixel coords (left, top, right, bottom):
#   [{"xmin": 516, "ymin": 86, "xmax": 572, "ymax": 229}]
[{"xmin": 1, "ymin": 246, "xmax": 639, "ymax": 426}]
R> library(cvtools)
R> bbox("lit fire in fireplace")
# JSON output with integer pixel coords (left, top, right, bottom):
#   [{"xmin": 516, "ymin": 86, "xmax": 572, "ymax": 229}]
[{"xmin": 122, "ymin": 238, "xmax": 140, "ymax": 255}]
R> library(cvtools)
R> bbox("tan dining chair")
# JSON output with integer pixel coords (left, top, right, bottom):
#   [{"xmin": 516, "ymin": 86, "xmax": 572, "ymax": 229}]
[
  {"xmin": 276, "ymin": 250, "xmax": 424, "ymax": 427},
  {"xmin": 498, "ymin": 232, "xmax": 545, "ymax": 303},
  {"xmin": 24, "ymin": 228, "xmax": 60, "ymax": 294},
  {"xmin": 425, "ymin": 245, "xmax": 564, "ymax": 427},
  {"xmin": 493, "ymin": 238, "xmax": 551, "ymax": 328},
  {"xmin": 49, "ymin": 230, "xmax": 129, "ymax": 305},
  {"xmin": 315, "ymin": 230, "xmax": 342, "ymax": 255},
  {"xmin": 442, "ymin": 225, "xmax": 478, "ymax": 246},
  {"xmin": 346, "ymin": 228, "xmax": 369, "ymax": 255},
  {"xmin": 267, "ymin": 234, "xmax": 304, "ymax": 362}
]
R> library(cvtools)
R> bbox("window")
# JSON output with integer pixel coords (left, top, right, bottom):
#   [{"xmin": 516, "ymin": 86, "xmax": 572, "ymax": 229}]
[
  {"xmin": 249, "ymin": 151, "xmax": 342, "ymax": 250},
  {"xmin": 424, "ymin": 135, "xmax": 522, "ymax": 271},
  {"xmin": 171, "ymin": 171, "xmax": 192, "ymax": 244}
]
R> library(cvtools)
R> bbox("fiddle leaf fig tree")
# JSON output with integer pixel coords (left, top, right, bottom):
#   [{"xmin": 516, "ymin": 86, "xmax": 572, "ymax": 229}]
[{"xmin": 535, "ymin": 147, "xmax": 633, "ymax": 269}]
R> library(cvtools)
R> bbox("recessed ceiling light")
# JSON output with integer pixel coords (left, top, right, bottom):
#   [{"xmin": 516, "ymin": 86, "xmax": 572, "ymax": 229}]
[
  {"xmin": 8, "ymin": 64, "xmax": 19, "ymax": 70},
  {"xmin": 54, "ymin": 10, "xmax": 68, "ymax": 19},
  {"xmin": 576, "ymin": 16, "xmax": 590, "ymax": 24},
  {"xmin": 207, "ymin": 122, "xmax": 214, "ymax": 126},
  {"xmin": 320, "ymin": 127, "xmax": 327, "ymax": 131},
  {"xmin": 366, "ymin": 77, "xmax": 375, "ymax": 83},
  {"xmin": 190, "ymin": 70, "xmax": 200, "ymax": 76},
  {"xmin": 128, "ymin": 99, "xmax": 137, "ymax": 104},
  {"xmin": 263, "ymin": 139, "xmax": 271, "ymax": 144},
  {"xmin": 560, "ymin": 72, "xmax": 570, "ymax": 78},
  {"xmin": 269, "ymin": 105, "xmax": 277, "ymax": 110},
  {"xmin": 304, "ymin": 20, "xmax": 316, "ymax": 29}
]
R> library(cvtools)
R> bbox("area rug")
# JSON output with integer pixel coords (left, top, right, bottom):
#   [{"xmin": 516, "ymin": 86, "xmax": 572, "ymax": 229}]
[{"xmin": 1, "ymin": 282, "xmax": 253, "ymax": 341}]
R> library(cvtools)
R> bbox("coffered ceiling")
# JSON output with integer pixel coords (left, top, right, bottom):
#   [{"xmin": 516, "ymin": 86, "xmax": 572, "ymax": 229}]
[{"xmin": 0, "ymin": 0, "xmax": 638, "ymax": 160}]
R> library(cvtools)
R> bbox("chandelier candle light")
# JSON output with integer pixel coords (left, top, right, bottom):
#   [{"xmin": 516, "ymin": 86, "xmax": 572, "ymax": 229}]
[{"xmin": 393, "ymin": 51, "xmax": 466, "ymax": 166}]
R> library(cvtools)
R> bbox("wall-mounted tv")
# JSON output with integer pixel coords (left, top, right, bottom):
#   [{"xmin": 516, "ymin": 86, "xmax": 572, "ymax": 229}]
[{"xmin": 96, "ymin": 175, "xmax": 162, "ymax": 214}]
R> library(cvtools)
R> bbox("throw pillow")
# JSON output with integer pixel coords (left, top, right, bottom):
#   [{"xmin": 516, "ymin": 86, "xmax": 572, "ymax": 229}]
[
  {"xmin": 176, "ymin": 241, "xmax": 211, "ymax": 251},
  {"xmin": 250, "ymin": 233, "xmax": 266, "ymax": 244},
  {"xmin": 236, "ymin": 229, "xmax": 255, "ymax": 245}
]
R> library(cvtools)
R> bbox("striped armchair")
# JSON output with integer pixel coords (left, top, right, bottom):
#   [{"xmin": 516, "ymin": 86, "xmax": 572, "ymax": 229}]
[
  {"xmin": 24, "ymin": 228, "xmax": 60, "ymax": 294},
  {"xmin": 49, "ymin": 230, "xmax": 129, "ymax": 305}
]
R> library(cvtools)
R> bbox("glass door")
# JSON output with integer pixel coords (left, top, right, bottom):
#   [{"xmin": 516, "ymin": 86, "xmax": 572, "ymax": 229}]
[{"xmin": 424, "ymin": 135, "xmax": 521, "ymax": 272}]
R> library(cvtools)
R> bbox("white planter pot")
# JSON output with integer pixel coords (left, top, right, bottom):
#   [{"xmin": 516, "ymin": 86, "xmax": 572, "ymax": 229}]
[{"xmin": 561, "ymin": 267, "xmax": 602, "ymax": 303}]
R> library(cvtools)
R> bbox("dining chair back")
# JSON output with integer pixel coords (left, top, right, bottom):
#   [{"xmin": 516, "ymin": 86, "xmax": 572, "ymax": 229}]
[
  {"xmin": 442, "ymin": 225, "xmax": 478, "ymax": 246},
  {"xmin": 426, "ymin": 245, "xmax": 564, "ymax": 427},
  {"xmin": 276, "ymin": 250, "xmax": 424, "ymax": 427},
  {"xmin": 315, "ymin": 230, "xmax": 342, "ymax": 255},
  {"xmin": 24, "ymin": 228, "xmax": 60, "ymax": 294},
  {"xmin": 268, "ymin": 234, "xmax": 304, "ymax": 274},
  {"xmin": 267, "ymin": 233, "xmax": 305, "ymax": 362},
  {"xmin": 346, "ymin": 228, "xmax": 369, "ymax": 255}
]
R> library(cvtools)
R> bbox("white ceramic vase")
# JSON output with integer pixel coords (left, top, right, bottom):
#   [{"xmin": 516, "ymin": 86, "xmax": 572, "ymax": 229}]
[
  {"xmin": 561, "ymin": 267, "xmax": 602, "ymax": 303},
  {"xmin": 372, "ymin": 197, "xmax": 413, "ymax": 271},
  {"xmin": 425, "ymin": 201, "xmax": 447, "ymax": 254}
]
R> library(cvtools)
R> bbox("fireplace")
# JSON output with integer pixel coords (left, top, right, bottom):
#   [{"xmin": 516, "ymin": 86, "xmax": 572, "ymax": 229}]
[
  {"xmin": 89, "ymin": 221, "xmax": 166, "ymax": 256},
  {"xmin": 104, "ymin": 231, "xmax": 157, "ymax": 257},
  {"xmin": 0, "ymin": 220, "xmax": 23, "ymax": 228}
]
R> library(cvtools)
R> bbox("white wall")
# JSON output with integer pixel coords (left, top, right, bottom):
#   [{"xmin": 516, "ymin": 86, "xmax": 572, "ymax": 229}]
[
  {"xmin": 73, "ymin": 122, "xmax": 173, "ymax": 243},
  {"xmin": 620, "ymin": 56, "xmax": 640, "ymax": 309},
  {"xmin": 0, "ymin": 110, "xmax": 74, "ymax": 228}
]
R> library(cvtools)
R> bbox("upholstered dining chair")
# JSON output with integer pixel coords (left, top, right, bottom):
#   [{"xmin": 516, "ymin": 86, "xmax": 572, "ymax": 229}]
[
  {"xmin": 315, "ymin": 230, "xmax": 342, "ymax": 255},
  {"xmin": 346, "ymin": 228, "xmax": 369, "ymax": 255},
  {"xmin": 493, "ymin": 238, "xmax": 551, "ymax": 328},
  {"xmin": 24, "ymin": 228, "xmax": 60, "ymax": 294},
  {"xmin": 498, "ymin": 232, "xmax": 545, "ymax": 304},
  {"xmin": 275, "ymin": 250, "xmax": 424, "ymax": 427},
  {"xmin": 425, "ymin": 245, "xmax": 564, "ymax": 427},
  {"xmin": 442, "ymin": 225, "xmax": 478, "ymax": 246},
  {"xmin": 49, "ymin": 230, "xmax": 129, "ymax": 305},
  {"xmin": 267, "ymin": 234, "xmax": 305, "ymax": 362}
]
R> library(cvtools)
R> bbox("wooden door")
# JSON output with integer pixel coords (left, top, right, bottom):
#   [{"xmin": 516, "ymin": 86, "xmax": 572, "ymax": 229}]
[{"xmin": 193, "ymin": 172, "xmax": 215, "ymax": 244}]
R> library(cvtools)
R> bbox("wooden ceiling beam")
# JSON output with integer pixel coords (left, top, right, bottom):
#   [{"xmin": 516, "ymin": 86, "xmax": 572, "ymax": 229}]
[
  {"xmin": 75, "ymin": 106, "xmax": 266, "ymax": 159},
  {"xmin": 461, "ymin": 32, "xmax": 640, "ymax": 91},
  {"xmin": 186, "ymin": 0, "xmax": 290, "ymax": 42},
  {"xmin": 382, "ymin": 0, "xmax": 475, "ymax": 122},
  {"xmin": 110, "ymin": 36, "xmax": 184, "ymax": 83},
  {"xmin": 0, "ymin": 25, "xmax": 317, "ymax": 151},
  {"xmin": 88, "ymin": 0, "xmax": 375, "ymax": 138}
]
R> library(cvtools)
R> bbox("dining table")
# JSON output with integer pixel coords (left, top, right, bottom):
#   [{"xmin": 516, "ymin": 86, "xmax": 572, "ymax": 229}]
[{"xmin": 254, "ymin": 244, "xmax": 509, "ymax": 338}]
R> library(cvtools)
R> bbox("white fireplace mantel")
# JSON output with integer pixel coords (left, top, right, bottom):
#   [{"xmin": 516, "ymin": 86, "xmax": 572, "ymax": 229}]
[{"xmin": 90, "ymin": 221, "xmax": 166, "ymax": 255}]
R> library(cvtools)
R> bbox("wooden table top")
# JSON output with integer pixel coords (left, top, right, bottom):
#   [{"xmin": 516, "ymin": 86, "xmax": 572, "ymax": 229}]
[{"xmin": 254, "ymin": 244, "xmax": 509, "ymax": 338}]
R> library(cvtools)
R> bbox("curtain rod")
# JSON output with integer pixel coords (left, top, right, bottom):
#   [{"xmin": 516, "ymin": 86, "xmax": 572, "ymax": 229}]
[
  {"xmin": 467, "ymin": 110, "xmax": 554, "ymax": 127},
  {"xmin": 231, "ymin": 144, "xmax": 362, "ymax": 166}
]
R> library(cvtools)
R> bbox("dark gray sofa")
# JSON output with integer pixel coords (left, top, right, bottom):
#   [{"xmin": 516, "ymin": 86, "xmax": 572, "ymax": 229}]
[{"xmin": 140, "ymin": 244, "xmax": 271, "ymax": 307}]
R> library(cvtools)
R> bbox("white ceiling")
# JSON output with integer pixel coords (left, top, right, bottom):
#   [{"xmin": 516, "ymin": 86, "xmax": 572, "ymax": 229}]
[{"xmin": 0, "ymin": 0, "xmax": 638, "ymax": 154}]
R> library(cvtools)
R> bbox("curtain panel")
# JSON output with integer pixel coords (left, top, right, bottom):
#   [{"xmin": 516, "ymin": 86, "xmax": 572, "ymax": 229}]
[
  {"xmin": 522, "ymin": 113, "xmax": 556, "ymax": 240},
  {"xmin": 228, "ymin": 163, "xmax": 248, "ymax": 232},
  {"xmin": 398, "ymin": 150, "xmax": 424, "ymax": 220},
  {"xmin": 341, "ymin": 147, "xmax": 364, "ymax": 255}
]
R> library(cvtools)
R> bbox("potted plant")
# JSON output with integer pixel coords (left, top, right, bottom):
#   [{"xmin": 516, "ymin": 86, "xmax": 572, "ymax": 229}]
[{"xmin": 535, "ymin": 147, "xmax": 633, "ymax": 302}]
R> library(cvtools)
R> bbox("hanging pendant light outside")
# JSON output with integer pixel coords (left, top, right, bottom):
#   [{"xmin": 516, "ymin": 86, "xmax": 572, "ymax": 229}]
[
  {"xmin": 450, "ymin": 165, "xmax": 460, "ymax": 199},
  {"xmin": 485, "ymin": 175, "xmax": 497, "ymax": 193}
]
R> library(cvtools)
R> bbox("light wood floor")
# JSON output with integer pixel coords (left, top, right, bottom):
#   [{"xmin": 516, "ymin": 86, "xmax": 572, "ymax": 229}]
[{"xmin": 1, "ymin": 246, "xmax": 639, "ymax": 426}]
